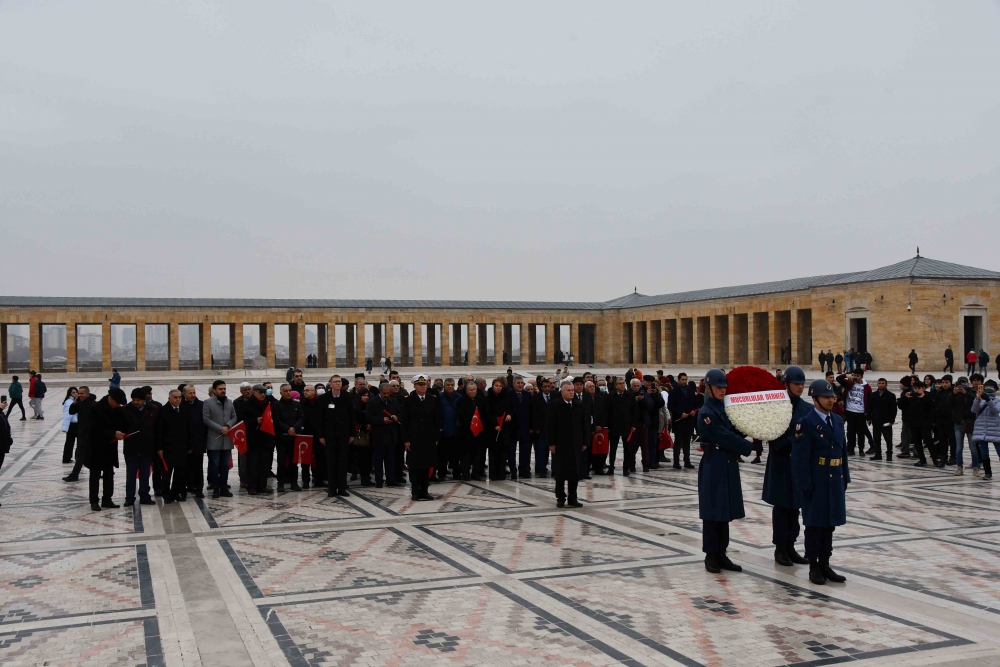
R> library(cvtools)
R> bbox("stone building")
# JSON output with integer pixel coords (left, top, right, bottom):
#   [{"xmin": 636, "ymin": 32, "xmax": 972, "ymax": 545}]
[{"xmin": 1, "ymin": 255, "xmax": 997, "ymax": 374}]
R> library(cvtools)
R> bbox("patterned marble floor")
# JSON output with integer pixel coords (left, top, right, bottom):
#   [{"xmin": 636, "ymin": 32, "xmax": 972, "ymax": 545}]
[{"xmin": 3, "ymin": 386, "xmax": 1000, "ymax": 666}]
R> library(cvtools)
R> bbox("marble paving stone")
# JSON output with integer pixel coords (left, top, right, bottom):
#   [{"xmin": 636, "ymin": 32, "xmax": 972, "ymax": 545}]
[
  {"xmin": 0, "ymin": 545, "xmax": 152, "ymax": 624},
  {"xmin": 423, "ymin": 514, "xmax": 683, "ymax": 573},
  {"xmin": 624, "ymin": 501, "xmax": 897, "ymax": 548},
  {"xmin": 260, "ymin": 583, "xmax": 632, "ymax": 666},
  {"xmin": 916, "ymin": 480, "xmax": 1000, "ymax": 502},
  {"xmin": 0, "ymin": 618, "xmax": 162, "ymax": 667},
  {"xmin": 0, "ymin": 479, "xmax": 96, "ymax": 506},
  {"xmin": 519, "ymin": 474, "xmax": 692, "ymax": 503},
  {"xmin": 195, "ymin": 490, "xmax": 372, "ymax": 528},
  {"xmin": 846, "ymin": 491, "xmax": 1000, "ymax": 531},
  {"xmin": 836, "ymin": 538, "xmax": 1000, "ymax": 614},
  {"xmin": 0, "ymin": 502, "xmax": 141, "ymax": 542},
  {"xmin": 841, "ymin": 463, "xmax": 952, "ymax": 483},
  {"xmin": 350, "ymin": 480, "xmax": 533, "ymax": 515},
  {"xmin": 222, "ymin": 527, "xmax": 472, "ymax": 597},
  {"xmin": 529, "ymin": 562, "xmax": 967, "ymax": 666}
]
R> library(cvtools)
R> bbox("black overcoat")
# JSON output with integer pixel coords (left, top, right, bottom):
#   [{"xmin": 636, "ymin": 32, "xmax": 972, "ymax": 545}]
[
  {"xmin": 88, "ymin": 397, "xmax": 123, "ymax": 470},
  {"xmin": 400, "ymin": 392, "xmax": 442, "ymax": 468},
  {"xmin": 545, "ymin": 397, "xmax": 588, "ymax": 482},
  {"xmin": 156, "ymin": 404, "xmax": 191, "ymax": 468},
  {"xmin": 320, "ymin": 392, "xmax": 356, "ymax": 447}
]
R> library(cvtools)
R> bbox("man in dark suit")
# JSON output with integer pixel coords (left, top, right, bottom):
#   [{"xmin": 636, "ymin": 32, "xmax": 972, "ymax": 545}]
[
  {"xmin": 607, "ymin": 377, "xmax": 637, "ymax": 475},
  {"xmin": 530, "ymin": 378, "xmax": 554, "ymax": 477},
  {"xmin": 669, "ymin": 373, "xmax": 698, "ymax": 469},
  {"xmin": 572, "ymin": 376, "xmax": 594, "ymax": 479},
  {"xmin": 546, "ymin": 378, "xmax": 588, "ymax": 508},
  {"xmin": 866, "ymin": 378, "xmax": 897, "ymax": 461},
  {"xmin": 508, "ymin": 377, "xmax": 533, "ymax": 480},
  {"xmin": 320, "ymin": 375, "xmax": 356, "ymax": 497}
]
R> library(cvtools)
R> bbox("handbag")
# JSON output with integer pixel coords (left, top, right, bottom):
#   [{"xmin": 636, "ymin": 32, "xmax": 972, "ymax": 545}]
[{"xmin": 353, "ymin": 430, "xmax": 370, "ymax": 447}]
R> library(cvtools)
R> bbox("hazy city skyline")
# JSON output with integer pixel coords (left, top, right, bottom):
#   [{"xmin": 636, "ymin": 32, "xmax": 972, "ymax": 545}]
[{"xmin": 3, "ymin": 1, "xmax": 999, "ymax": 302}]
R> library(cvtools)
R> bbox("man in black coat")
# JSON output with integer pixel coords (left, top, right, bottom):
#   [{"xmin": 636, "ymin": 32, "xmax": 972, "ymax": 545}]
[
  {"xmin": 320, "ymin": 375, "xmax": 355, "ymax": 497},
  {"xmin": 156, "ymin": 389, "xmax": 191, "ymax": 502},
  {"xmin": 669, "ymin": 374, "xmax": 699, "ymax": 469},
  {"xmin": 866, "ymin": 378, "xmax": 897, "ymax": 461},
  {"xmin": 236, "ymin": 385, "xmax": 275, "ymax": 494},
  {"xmin": 546, "ymin": 378, "xmax": 588, "ymax": 508},
  {"xmin": 181, "ymin": 385, "xmax": 207, "ymax": 498},
  {"xmin": 508, "ymin": 377, "xmax": 533, "ymax": 480},
  {"xmin": 64, "ymin": 386, "xmax": 96, "ymax": 482},
  {"xmin": 88, "ymin": 389, "xmax": 128, "ymax": 511},
  {"xmin": 530, "ymin": 378, "xmax": 554, "ymax": 477},
  {"xmin": 0, "ymin": 401, "xmax": 10, "ymax": 506},
  {"xmin": 607, "ymin": 377, "xmax": 638, "ymax": 475},
  {"xmin": 299, "ymin": 384, "xmax": 326, "ymax": 489},
  {"xmin": 401, "ymin": 374, "xmax": 442, "ymax": 501},
  {"xmin": 944, "ymin": 346, "xmax": 954, "ymax": 373},
  {"xmin": 572, "ymin": 376, "xmax": 594, "ymax": 479},
  {"xmin": 367, "ymin": 383, "xmax": 400, "ymax": 488},
  {"xmin": 588, "ymin": 380, "xmax": 610, "ymax": 474},
  {"xmin": 274, "ymin": 384, "xmax": 305, "ymax": 492},
  {"xmin": 120, "ymin": 387, "xmax": 159, "ymax": 507},
  {"xmin": 898, "ymin": 380, "xmax": 935, "ymax": 466}
]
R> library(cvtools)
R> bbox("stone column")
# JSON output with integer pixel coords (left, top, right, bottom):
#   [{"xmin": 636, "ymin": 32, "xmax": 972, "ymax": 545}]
[
  {"xmin": 440, "ymin": 321, "xmax": 450, "ymax": 367},
  {"xmin": 414, "ymin": 323, "xmax": 423, "ymax": 366},
  {"xmin": 265, "ymin": 322, "xmax": 276, "ymax": 369},
  {"xmin": 100, "ymin": 321, "xmax": 111, "ymax": 373},
  {"xmin": 768, "ymin": 313, "xmax": 778, "ymax": 366},
  {"xmin": 232, "ymin": 323, "xmax": 243, "ymax": 371},
  {"xmin": 201, "ymin": 322, "xmax": 212, "ymax": 370},
  {"xmin": 63, "ymin": 321, "xmax": 76, "ymax": 374},
  {"xmin": 571, "ymin": 322, "xmax": 580, "ymax": 366},
  {"xmin": 355, "ymin": 323, "xmax": 366, "ymax": 368},
  {"xmin": 295, "ymin": 322, "xmax": 306, "ymax": 369},
  {"xmin": 520, "ymin": 324, "xmax": 530, "ymax": 365},
  {"xmin": 728, "ymin": 315, "xmax": 738, "ymax": 367},
  {"xmin": 385, "ymin": 322, "xmax": 395, "ymax": 365},
  {"xmin": 663, "ymin": 319, "xmax": 677, "ymax": 364},
  {"xmin": 136, "ymin": 321, "xmax": 147, "ymax": 371},
  {"xmin": 28, "ymin": 319, "xmax": 41, "ymax": 373},
  {"xmin": 326, "ymin": 322, "xmax": 337, "ymax": 368},
  {"xmin": 494, "ymin": 323, "xmax": 503, "ymax": 365},
  {"xmin": 790, "ymin": 309, "xmax": 800, "ymax": 366},
  {"xmin": 169, "ymin": 321, "xmax": 180, "ymax": 371},
  {"xmin": 544, "ymin": 324, "xmax": 554, "ymax": 366}
]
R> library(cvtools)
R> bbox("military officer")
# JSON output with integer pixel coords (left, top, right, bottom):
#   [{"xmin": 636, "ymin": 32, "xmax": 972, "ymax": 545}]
[
  {"xmin": 793, "ymin": 379, "xmax": 850, "ymax": 585},
  {"xmin": 696, "ymin": 368, "xmax": 754, "ymax": 573},
  {"xmin": 762, "ymin": 365, "xmax": 813, "ymax": 567},
  {"xmin": 401, "ymin": 374, "xmax": 442, "ymax": 501}
]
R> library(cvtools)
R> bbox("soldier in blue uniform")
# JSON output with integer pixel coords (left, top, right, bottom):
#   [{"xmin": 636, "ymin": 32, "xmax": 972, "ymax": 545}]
[
  {"xmin": 793, "ymin": 379, "xmax": 850, "ymax": 585},
  {"xmin": 762, "ymin": 365, "xmax": 813, "ymax": 567},
  {"xmin": 696, "ymin": 368, "xmax": 754, "ymax": 574}
]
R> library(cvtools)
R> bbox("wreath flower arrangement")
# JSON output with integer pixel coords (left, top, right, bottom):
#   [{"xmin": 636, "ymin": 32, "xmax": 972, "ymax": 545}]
[{"xmin": 723, "ymin": 366, "xmax": 791, "ymax": 441}]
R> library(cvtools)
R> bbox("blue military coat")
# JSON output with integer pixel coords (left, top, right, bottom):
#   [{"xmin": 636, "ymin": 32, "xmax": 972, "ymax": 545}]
[
  {"xmin": 696, "ymin": 396, "xmax": 754, "ymax": 522},
  {"xmin": 791, "ymin": 408, "xmax": 850, "ymax": 527},
  {"xmin": 762, "ymin": 393, "xmax": 813, "ymax": 509}
]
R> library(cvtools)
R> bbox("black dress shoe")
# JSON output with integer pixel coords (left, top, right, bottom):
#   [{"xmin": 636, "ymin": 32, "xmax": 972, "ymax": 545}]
[
  {"xmin": 123, "ymin": 499, "xmax": 135, "ymax": 507},
  {"xmin": 774, "ymin": 545, "xmax": 792, "ymax": 566},
  {"xmin": 337, "ymin": 490, "xmax": 350, "ymax": 497},
  {"xmin": 704, "ymin": 554, "xmax": 721, "ymax": 573},
  {"xmin": 556, "ymin": 500, "xmax": 565, "ymax": 508},
  {"xmin": 194, "ymin": 491, "xmax": 205, "ymax": 499},
  {"xmin": 163, "ymin": 497, "xmax": 174, "ymax": 504},
  {"xmin": 290, "ymin": 483, "xmax": 303, "ymax": 491},
  {"xmin": 101, "ymin": 500, "xmax": 120, "ymax": 509},
  {"xmin": 684, "ymin": 463, "xmax": 695, "ymax": 469},
  {"xmin": 623, "ymin": 470, "xmax": 630, "ymax": 477},
  {"xmin": 642, "ymin": 467, "xmax": 650, "ymax": 473},
  {"xmin": 360, "ymin": 479, "xmax": 374, "ymax": 487},
  {"xmin": 673, "ymin": 464, "xmax": 681, "ymax": 469},
  {"xmin": 62, "ymin": 475, "xmax": 79, "ymax": 483},
  {"xmin": 787, "ymin": 543, "xmax": 809, "ymax": 565},
  {"xmin": 90, "ymin": 503, "xmax": 102, "ymax": 512},
  {"xmin": 567, "ymin": 500, "xmax": 583, "ymax": 508},
  {"xmin": 820, "ymin": 558, "xmax": 846, "ymax": 583},
  {"xmin": 418, "ymin": 493, "xmax": 434, "ymax": 501},
  {"xmin": 751, "ymin": 456, "xmax": 762, "ymax": 464},
  {"xmin": 809, "ymin": 561, "xmax": 826, "ymax": 585},
  {"xmin": 140, "ymin": 498, "xmax": 155, "ymax": 505},
  {"xmin": 869, "ymin": 455, "xmax": 882, "ymax": 461},
  {"xmin": 375, "ymin": 483, "xmax": 384, "ymax": 488},
  {"xmin": 718, "ymin": 554, "xmax": 742, "ymax": 572}
]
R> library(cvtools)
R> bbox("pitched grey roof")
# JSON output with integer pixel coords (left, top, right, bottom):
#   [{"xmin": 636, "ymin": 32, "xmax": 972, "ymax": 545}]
[{"xmin": 1, "ymin": 257, "xmax": 994, "ymax": 312}]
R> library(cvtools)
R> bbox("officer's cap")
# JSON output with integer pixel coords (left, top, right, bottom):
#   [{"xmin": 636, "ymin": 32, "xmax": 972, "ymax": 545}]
[{"xmin": 808, "ymin": 379, "xmax": 836, "ymax": 398}]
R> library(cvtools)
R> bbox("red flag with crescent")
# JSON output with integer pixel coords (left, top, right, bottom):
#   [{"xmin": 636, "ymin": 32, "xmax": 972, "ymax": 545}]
[
  {"xmin": 293, "ymin": 434, "xmax": 314, "ymax": 466},
  {"xmin": 470, "ymin": 408, "xmax": 484, "ymax": 437},
  {"xmin": 260, "ymin": 404, "xmax": 275, "ymax": 435},
  {"xmin": 592, "ymin": 427, "xmax": 609, "ymax": 455},
  {"xmin": 227, "ymin": 421, "xmax": 248, "ymax": 454}
]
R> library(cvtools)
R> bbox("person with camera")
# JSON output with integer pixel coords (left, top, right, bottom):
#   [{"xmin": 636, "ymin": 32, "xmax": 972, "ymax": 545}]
[
  {"xmin": 971, "ymin": 378, "xmax": 1000, "ymax": 481},
  {"xmin": 897, "ymin": 379, "xmax": 937, "ymax": 467}
]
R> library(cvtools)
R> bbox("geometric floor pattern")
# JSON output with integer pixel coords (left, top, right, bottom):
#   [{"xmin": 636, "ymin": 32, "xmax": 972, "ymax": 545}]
[{"xmin": 3, "ymin": 384, "xmax": 1000, "ymax": 666}]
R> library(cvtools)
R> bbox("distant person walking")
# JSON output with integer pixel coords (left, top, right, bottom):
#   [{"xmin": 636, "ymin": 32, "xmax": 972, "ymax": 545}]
[
  {"xmin": 967, "ymin": 350, "xmax": 978, "ymax": 377},
  {"xmin": 908, "ymin": 349, "xmax": 918, "ymax": 374},
  {"xmin": 5, "ymin": 375, "xmax": 25, "ymax": 420},
  {"xmin": 979, "ymin": 349, "xmax": 990, "ymax": 376},
  {"xmin": 943, "ymin": 346, "xmax": 954, "ymax": 373},
  {"xmin": 30, "ymin": 373, "xmax": 47, "ymax": 419},
  {"xmin": 109, "ymin": 369, "xmax": 121, "ymax": 391}
]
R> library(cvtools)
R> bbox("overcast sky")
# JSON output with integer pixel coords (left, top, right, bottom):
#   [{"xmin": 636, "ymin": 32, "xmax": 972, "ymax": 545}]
[{"xmin": 2, "ymin": 1, "xmax": 999, "ymax": 302}]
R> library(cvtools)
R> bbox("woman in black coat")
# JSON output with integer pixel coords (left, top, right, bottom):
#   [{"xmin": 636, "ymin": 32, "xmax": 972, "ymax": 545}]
[
  {"xmin": 236, "ymin": 388, "xmax": 275, "ymax": 494},
  {"xmin": 455, "ymin": 383, "xmax": 486, "ymax": 481},
  {"xmin": 486, "ymin": 378, "xmax": 514, "ymax": 480}
]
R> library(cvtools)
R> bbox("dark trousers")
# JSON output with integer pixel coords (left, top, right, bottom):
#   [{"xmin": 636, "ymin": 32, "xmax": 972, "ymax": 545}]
[
  {"xmin": 772, "ymin": 506, "xmax": 801, "ymax": 546},
  {"xmin": 237, "ymin": 451, "xmax": 247, "ymax": 484},
  {"xmin": 395, "ymin": 442, "xmax": 406, "ymax": 482},
  {"xmin": 608, "ymin": 428, "xmax": 628, "ymax": 471},
  {"xmin": 187, "ymin": 449, "xmax": 204, "ymax": 492},
  {"xmin": 125, "ymin": 456, "xmax": 151, "ymax": 503},
  {"xmin": 943, "ymin": 360, "xmax": 954, "ymax": 373},
  {"xmin": 976, "ymin": 441, "xmax": 994, "ymax": 476},
  {"xmin": 580, "ymin": 444, "xmax": 591, "ymax": 478},
  {"xmin": 89, "ymin": 464, "xmax": 115, "ymax": 505},
  {"xmin": 246, "ymin": 448, "xmax": 270, "ymax": 491},
  {"xmin": 151, "ymin": 452, "xmax": 165, "ymax": 494},
  {"xmin": 277, "ymin": 440, "xmax": 296, "ymax": 484},
  {"xmin": 935, "ymin": 423, "xmax": 955, "ymax": 462},
  {"xmin": 62, "ymin": 423, "xmax": 78, "ymax": 462},
  {"xmin": 438, "ymin": 435, "xmax": 456, "ymax": 478},
  {"xmin": 165, "ymin": 464, "xmax": 187, "ymax": 499},
  {"xmin": 804, "ymin": 525, "xmax": 834, "ymax": 559},
  {"xmin": 647, "ymin": 427, "xmax": 659, "ymax": 466},
  {"xmin": 488, "ymin": 439, "xmax": 507, "ymax": 480},
  {"xmin": 845, "ymin": 412, "xmax": 867, "ymax": 453},
  {"xmin": 624, "ymin": 425, "xmax": 649, "ymax": 471},
  {"xmin": 532, "ymin": 433, "xmax": 549, "ymax": 475},
  {"xmin": 326, "ymin": 442, "xmax": 349, "ymax": 493},
  {"xmin": 673, "ymin": 431, "xmax": 692, "ymax": 467},
  {"xmin": 967, "ymin": 362, "xmax": 976, "ymax": 376},
  {"xmin": 910, "ymin": 425, "xmax": 935, "ymax": 464},
  {"xmin": 473, "ymin": 442, "xmax": 487, "ymax": 478},
  {"xmin": 352, "ymin": 444, "xmax": 373, "ymax": 480},
  {"xmin": 5, "ymin": 397, "xmax": 25, "ymax": 419},
  {"xmin": 555, "ymin": 478, "xmax": 578, "ymax": 503},
  {"xmin": 515, "ymin": 433, "xmax": 531, "ymax": 476},
  {"xmin": 373, "ymin": 442, "xmax": 397, "ymax": 485},
  {"xmin": 457, "ymin": 444, "xmax": 474, "ymax": 480},
  {"xmin": 899, "ymin": 422, "xmax": 910, "ymax": 455},
  {"xmin": 702, "ymin": 520, "xmax": 730, "ymax": 555},
  {"xmin": 411, "ymin": 467, "xmax": 430, "ymax": 498},
  {"xmin": 872, "ymin": 424, "xmax": 893, "ymax": 457},
  {"xmin": 207, "ymin": 450, "xmax": 231, "ymax": 489}
]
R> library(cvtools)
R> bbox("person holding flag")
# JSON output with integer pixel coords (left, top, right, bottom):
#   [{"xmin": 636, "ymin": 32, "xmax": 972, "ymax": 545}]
[
  {"xmin": 274, "ymin": 384, "xmax": 305, "ymax": 492},
  {"xmin": 486, "ymin": 378, "xmax": 514, "ymax": 480},
  {"xmin": 456, "ymin": 381, "xmax": 486, "ymax": 481},
  {"xmin": 156, "ymin": 389, "xmax": 191, "ymax": 503},
  {"xmin": 235, "ymin": 384, "xmax": 276, "ymax": 495},
  {"xmin": 366, "ymin": 383, "xmax": 400, "ymax": 488},
  {"xmin": 401, "ymin": 374, "xmax": 442, "ymax": 501},
  {"xmin": 320, "ymin": 375, "xmax": 355, "ymax": 497}
]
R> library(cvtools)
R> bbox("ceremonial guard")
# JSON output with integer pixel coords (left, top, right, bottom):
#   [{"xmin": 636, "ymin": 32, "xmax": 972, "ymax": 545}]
[
  {"xmin": 400, "ymin": 374, "xmax": 441, "ymax": 501},
  {"xmin": 762, "ymin": 365, "xmax": 812, "ymax": 566},
  {"xmin": 696, "ymin": 369, "xmax": 754, "ymax": 573},
  {"xmin": 793, "ymin": 379, "xmax": 850, "ymax": 585}
]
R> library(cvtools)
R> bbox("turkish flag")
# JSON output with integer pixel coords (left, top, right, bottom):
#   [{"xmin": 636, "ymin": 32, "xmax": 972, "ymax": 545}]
[
  {"xmin": 260, "ymin": 404, "xmax": 275, "ymax": 435},
  {"xmin": 293, "ymin": 435, "xmax": 314, "ymax": 466},
  {"xmin": 592, "ymin": 427, "xmax": 609, "ymax": 455},
  {"xmin": 658, "ymin": 429, "xmax": 674, "ymax": 451},
  {"xmin": 470, "ymin": 408, "xmax": 484, "ymax": 437},
  {"xmin": 496, "ymin": 412, "xmax": 506, "ymax": 429},
  {"xmin": 159, "ymin": 452, "xmax": 170, "ymax": 472},
  {"xmin": 227, "ymin": 421, "xmax": 248, "ymax": 454}
]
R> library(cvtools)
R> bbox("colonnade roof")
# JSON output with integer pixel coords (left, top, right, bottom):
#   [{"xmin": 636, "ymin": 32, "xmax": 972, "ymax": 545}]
[{"xmin": 1, "ymin": 257, "xmax": 995, "ymax": 312}]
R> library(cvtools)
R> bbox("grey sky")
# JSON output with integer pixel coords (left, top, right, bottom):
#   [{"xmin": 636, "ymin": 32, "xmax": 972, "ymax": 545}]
[{"xmin": 2, "ymin": 1, "xmax": 999, "ymax": 301}]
